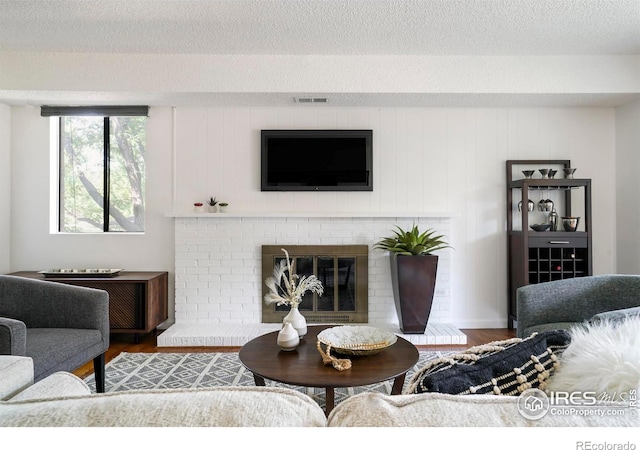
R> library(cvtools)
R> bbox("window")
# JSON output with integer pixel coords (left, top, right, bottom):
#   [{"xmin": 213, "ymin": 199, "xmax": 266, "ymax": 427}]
[{"xmin": 43, "ymin": 106, "xmax": 148, "ymax": 233}]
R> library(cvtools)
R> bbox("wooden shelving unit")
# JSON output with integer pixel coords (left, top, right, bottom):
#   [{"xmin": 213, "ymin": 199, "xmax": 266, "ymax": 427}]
[{"xmin": 506, "ymin": 160, "xmax": 593, "ymax": 329}]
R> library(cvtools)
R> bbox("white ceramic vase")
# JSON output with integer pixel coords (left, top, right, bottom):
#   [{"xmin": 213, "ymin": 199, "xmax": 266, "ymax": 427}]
[
  {"xmin": 208, "ymin": 205, "xmax": 217, "ymax": 213},
  {"xmin": 283, "ymin": 305, "xmax": 307, "ymax": 338},
  {"xmin": 277, "ymin": 322, "xmax": 300, "ymax": 351}
]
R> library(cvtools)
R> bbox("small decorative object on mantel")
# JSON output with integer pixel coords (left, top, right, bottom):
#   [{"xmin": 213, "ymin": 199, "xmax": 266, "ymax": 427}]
[
  {"xmin": 264, "ymin": 248, "xmax": 324, "ymax": 338},
  {"xmin": 194, "ymin": 202, "xmax": 204, "ymax": 213},
  {"xmin": 207, "ymin": 197, "xmax": 218, "ymax": 213},
  {"xmin": 218, "ymin": 202, "xmax": 229, "ymax": 213},
  {"xmin": 276, "ymin": 322, "xmax": 300, "ymax": 351}
]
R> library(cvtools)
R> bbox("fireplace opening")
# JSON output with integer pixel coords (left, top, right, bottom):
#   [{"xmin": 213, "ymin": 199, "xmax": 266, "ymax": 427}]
[{"xmin": 261, "ymin": 245, "xmax": 368, "ymax": 323}]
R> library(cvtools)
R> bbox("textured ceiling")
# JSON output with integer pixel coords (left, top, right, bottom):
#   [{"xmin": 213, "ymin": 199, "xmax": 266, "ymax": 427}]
[
  {"xmin": 1, "ymin": 0, "xmax": 639, "ymax": 107},
  {"xmin": 1, "ymin": 0, "xmax": 639, "ymax": 55}
]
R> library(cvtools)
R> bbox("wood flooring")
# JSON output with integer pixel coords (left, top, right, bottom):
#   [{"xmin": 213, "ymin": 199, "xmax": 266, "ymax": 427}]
[{"xmin": 72, "ymin": 328, "xmax": 516, "ymax": 380}]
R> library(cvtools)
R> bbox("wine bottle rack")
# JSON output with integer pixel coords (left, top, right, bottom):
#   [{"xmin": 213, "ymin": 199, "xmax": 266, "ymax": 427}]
[{"xmin": 528, "ymin": 247, "xmax": 589, "ymax": 284}]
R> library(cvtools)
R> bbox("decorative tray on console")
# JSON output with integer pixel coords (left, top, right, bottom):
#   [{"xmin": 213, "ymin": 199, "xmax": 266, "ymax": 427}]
[
  {"xmin": 317, "ymin": 326, "xmax": 398, "ymax": 356},
  {"xmin": 38, "ymin": 269, "xmax": 123, "ymax": 278}
]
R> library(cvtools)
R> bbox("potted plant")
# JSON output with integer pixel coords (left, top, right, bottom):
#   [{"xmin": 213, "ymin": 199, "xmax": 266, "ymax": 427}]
[
  {"xmin": 374, "ymin": 224, "xmax": 451, "ymax": 334},
  {"xmin": 193, "ymin": 202, "xmax": 204, "ymax": 213},
  {"xmin": 207, "ymin": 197, "xmax": 218, "ymax": 213},
  {"xmin": 219, "ymin": 202, "xmax": 229, "ymax": 213}
]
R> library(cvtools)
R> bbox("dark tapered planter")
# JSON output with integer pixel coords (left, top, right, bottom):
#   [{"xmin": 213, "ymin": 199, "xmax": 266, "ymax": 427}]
[{"xmin": 390, "ymin": 254, "xmax": 438, "ymax": 334}]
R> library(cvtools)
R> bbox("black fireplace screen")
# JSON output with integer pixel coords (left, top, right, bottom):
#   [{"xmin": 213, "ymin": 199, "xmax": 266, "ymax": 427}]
[{"xmin": 262, "ymin": 245, "xmax": 368, "ymax": 323}]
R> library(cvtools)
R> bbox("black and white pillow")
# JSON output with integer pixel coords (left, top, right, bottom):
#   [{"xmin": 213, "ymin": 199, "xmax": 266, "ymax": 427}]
[{"xmin": 405, "ymin": 330, "xmax": 571, "ymax": 396}]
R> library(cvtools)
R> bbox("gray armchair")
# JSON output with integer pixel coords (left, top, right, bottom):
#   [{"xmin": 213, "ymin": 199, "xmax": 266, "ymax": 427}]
[
  {"xmin": 516, "ymin": 274, "xmax": 640, "ymax": 338},
  {"xmin": 0, "ymin": 275, "xmax": 109, "ymax": 392}
]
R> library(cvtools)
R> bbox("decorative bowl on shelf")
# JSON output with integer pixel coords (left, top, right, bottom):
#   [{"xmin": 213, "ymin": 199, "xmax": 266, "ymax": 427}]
[
  {"xmin": 530, "ymin": 224, "xmax": 551, "ymax": 232},
  {"xmin": 317, "ymin": 326, "xmax": 397, "ymax": 356},
  {"xmin": 562, "ymin": 217, "xmax": 580, "ymax": 232},
  {"xmin": 522, "ymin": 170, "xmax": 535, "ymax": 179},
  {"xmin": 563, "ymin": 168, "xmax": 577, "ymax": 179}
]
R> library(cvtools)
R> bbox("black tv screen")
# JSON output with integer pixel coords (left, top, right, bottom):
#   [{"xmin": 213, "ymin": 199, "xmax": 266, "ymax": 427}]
[{"xmin": 261, "ymin": 129, "xmax": 373, "ymax": 191}]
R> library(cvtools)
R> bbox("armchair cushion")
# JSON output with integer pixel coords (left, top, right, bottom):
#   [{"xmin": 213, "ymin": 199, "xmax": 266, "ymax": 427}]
[
  {"xmin": 27, "ymin": 328, "xmax": 104, "ymax": 381},
  {"xmin": 589, "ymin": 306, "xmax": 640, "ymax": 325}
]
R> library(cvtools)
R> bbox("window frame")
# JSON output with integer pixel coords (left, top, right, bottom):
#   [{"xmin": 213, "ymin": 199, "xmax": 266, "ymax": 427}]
[{"xmin": 48, "ymin": 106, "xmax": 148, "ymax": 234}]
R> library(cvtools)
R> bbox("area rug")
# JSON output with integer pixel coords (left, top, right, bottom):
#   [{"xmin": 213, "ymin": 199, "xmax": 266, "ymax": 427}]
[{"xmin": 84, "ymin": 351, "xmax": 451, "ymax": 409}]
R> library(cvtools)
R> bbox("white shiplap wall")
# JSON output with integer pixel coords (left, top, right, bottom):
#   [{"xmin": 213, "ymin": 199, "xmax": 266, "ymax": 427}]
[{"xmin": 171, "ymin": 106, "xmax": 616, "ymax": 328}]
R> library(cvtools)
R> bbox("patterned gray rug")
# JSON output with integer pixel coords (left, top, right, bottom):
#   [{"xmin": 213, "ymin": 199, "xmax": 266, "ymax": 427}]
[{"xmin": 84, "ymin": 351, "xmax": 451, "ymax": 409}]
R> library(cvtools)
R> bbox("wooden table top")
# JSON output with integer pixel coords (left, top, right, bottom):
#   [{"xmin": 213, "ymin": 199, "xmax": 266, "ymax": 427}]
[{"xmin": 239, "ymin": 325, "xmax": 419, "ymax": 389}]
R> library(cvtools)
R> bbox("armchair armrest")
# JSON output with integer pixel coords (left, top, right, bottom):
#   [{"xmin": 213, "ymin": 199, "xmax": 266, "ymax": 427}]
[{"xmin": 0, "ymin": 317, "xmax": 27, "ymax": 355}]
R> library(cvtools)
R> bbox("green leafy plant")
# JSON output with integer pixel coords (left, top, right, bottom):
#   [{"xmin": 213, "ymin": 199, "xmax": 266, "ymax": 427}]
[
  {"xmin": 207, "ymin": 197, "xmax": 218, "ymax": 206},
  {"xmin": 374, "ymin": 224, "xmax": 451, "ymax": 256}
]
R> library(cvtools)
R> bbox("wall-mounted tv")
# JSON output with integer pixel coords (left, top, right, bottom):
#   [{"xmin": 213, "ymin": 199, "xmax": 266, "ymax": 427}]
[{"xmin": 261, "ymin": 129, "xmax": 373, "ymax": 191}]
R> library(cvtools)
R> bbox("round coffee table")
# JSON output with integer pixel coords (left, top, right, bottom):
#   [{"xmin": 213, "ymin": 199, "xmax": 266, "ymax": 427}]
[{"xmin": 239, "ymin": 325, "xmax": 419, "ymax": 415}]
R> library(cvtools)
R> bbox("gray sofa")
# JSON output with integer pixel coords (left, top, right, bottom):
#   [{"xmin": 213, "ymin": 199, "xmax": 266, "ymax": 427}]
[
  {"xmin": 516, "ymin": 274, "xmax": 640, "ymax": 338},
  {"xmin": 0, "ymin": 275, "xmax": 109, "ymax": 392}
]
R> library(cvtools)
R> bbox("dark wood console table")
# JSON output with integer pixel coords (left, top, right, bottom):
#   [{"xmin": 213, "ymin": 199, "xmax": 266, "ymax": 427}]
[{"xmin": 9, "ymin": 271, "xmax": 168, "ymax": 343}]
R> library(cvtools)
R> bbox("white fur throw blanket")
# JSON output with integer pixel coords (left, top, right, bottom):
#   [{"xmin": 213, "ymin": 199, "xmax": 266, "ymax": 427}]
[{"xmin": 546, "ymin": 315, "xmax": 640, "ymax": 398}]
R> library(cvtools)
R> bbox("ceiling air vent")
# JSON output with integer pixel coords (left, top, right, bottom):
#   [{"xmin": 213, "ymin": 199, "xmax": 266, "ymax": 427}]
[{"xmin": 294, "ymin": 97, "xmax": 328, "ymax": 103}]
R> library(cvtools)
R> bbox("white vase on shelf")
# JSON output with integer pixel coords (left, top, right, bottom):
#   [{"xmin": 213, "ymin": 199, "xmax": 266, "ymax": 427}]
[
  {"xmin": 283, "ymin": 305, "xmax": 307, "ymax": 338},
  {"xmin": 277, "ymin": 322, "xmax": 300, "ymax": 351},
  {"xmin": 208, "ymin": 205, "xmax": 217, "ymax": 213}
]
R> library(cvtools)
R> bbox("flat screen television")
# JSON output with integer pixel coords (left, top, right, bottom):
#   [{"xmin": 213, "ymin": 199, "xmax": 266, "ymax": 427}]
[{"xmin": 261, "ymin": 129, "xmax": 373, "ymax": 191}]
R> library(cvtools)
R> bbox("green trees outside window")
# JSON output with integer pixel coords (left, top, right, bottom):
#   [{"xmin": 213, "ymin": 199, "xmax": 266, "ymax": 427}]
[{"xmin": 59, "ymin": 116, "xmax": 146, "ymax": 232}]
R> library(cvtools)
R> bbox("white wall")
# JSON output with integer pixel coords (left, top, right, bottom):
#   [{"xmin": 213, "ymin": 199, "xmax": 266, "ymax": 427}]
[
  {"xmin": 9, "ymin": 106, "xmax": 176, "ymax": 325},
  {"xmin": 6, "ymin": 104, "xmax": 618, "ymax": 328},
  {"xmin": 0, "ymin": 104, "xmax": 10, "ymax": 274},
  {"xmin": 616, "ymin": 98, "xmax": 640, "ymax": 273},
  {"xmin": 172, "ymin": 106, "xmax": 617, "ymax": 328}
]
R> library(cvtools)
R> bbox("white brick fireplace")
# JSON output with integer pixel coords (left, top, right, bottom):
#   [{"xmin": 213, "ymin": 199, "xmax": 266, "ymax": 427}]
[{"xmin": 158, "ymin": 214, "xmax": 466, "ymax": 346}]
